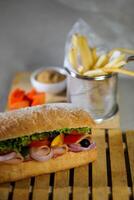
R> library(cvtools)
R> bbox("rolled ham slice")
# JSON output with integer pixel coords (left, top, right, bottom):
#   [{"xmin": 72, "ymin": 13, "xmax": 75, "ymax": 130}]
[
  {"xmin": 68, "ymin": 142, "xmax": 96, "ymax": 152},
  {"xmin": 75, "ymin": 135, "xmax": 92, "ymax": 144},
  {"xmin": 3, "ymin": 153, "xmax": 24, "ymax": 164},
  {"xmin": 30, "ymin": 145, "xmax": 53, "ymax": 162},
  {"xmin": 68, "ymin": 135, "xmax": 96, "ymax": 152},
  {"xmin": 53, "ymin": 145, "xmax": 68, "ymax": 158},
  {"xmin": 0, "ymin": 152, "xmax": 17, "ymax": 162}
]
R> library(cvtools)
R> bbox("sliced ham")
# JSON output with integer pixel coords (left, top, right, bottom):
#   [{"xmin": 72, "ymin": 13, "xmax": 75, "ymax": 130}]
[
  {"xmin": 75, "ymin": 135, "xmax": 92, "ymax": 144},
  {"xmin": 0, "ymin": 152, "xmax": 17, "ymax": 162},
  {"xmin": 30, "ymin": 145, "xmax": 53, "ymax": 162},
  {"xmin": 53, "ymin": 145, "xmax": 68, "ymax": 158},
  {"xmin": 68, "ymin": 142, "xmax": 96, "ymax": 152},
  {"xmin": 3, "ymin": 153, "xmax": 24, "ymax": 164},
  {"xmin": 68, "ymin": 135, "xmax": 96, "ymax": 152}
]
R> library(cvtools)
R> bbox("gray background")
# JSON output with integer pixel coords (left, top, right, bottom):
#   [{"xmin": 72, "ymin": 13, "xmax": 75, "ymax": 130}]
[{"xmin": 0, "ymin": 0, "xmax": 134, "ymax": 130}]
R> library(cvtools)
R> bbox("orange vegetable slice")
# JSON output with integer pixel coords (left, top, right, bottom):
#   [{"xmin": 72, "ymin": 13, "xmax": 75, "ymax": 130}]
[
  {"xmin": 26, "ymin": 89, "xmax": 38, "ymax": 100},
  {"xmin": 8, "ymin": 88, "xmax": 25, "ymax": 106},
  {"xmin": 8, "ymin": 88, "xmax": 46, "ymax": 109},
  {"xmin": 9, "ymin": 100, "xmax": 30, "ymax": 110},
  {"xmin": 31, "ymin": 93, "xmax": 45, "ymax": 106}
]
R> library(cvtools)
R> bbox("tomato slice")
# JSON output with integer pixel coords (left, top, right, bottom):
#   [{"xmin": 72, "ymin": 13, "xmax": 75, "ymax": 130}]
[
  {"xmin": 29, "ymin": 139, "xmax": 50, "ymax": 147},
  {"xmin": 64, "ymin": 134, "xmax": 82, "ymax": 145},
  {"xmin": 70, "ymin": 130, "xmax": 79, "ymax": 135}
]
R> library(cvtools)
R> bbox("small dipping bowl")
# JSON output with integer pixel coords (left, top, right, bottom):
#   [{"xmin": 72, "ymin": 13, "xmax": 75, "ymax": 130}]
[{"xmin": 31, "ymin": 67, "xmax": 67, "ymax": 94}]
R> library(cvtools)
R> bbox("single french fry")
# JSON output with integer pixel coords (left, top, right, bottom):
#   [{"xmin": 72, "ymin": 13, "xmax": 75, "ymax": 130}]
[
  {"xmin": 109, "ymin": 48, "xmax": 134, "ymax": 55},
  {"xmin": 78, "ymin": 65, "xmax": 84, "ymax": 74},
  {"xmin": 112, "ymin": 60, "xmax": 126, "ymax": 68},
  {"xmin": 68, "ymin": 47, "xmax": 78, "ymax": 71},
  {"xmin": 84, "ymin": 69, "xmax": 107, "ymax": 77},
  {"xmin": 92, "ymin": 48, "xmax": 98, "ymax": 65},
  {"xmin": 108, "ymin": 48, "xmax": 134, "ymax": 58},
  {"xmin": 108, "ymin": 50, "xmax": 121, "ymax": 61},
  {"xmin": 71, "ymin": 34, "xmax": 79, "ymax": 47},
  {"xmin": 103, "ymin": 68, "xmax": 134, "ymax": 76},
  {"xmin": 104, "ymin": 53, "xmax": 126, "ymax": 68},
  {"xmin": 108, "ymin": 50, "xmax": 119, "ymax": 57},
  {"xmin": 72, "ymin": 34, "xmax": 93, "ymax": 70},
  {"xmin": 94, "ymin": 54, "xmax": 109, "ymax": 69}
]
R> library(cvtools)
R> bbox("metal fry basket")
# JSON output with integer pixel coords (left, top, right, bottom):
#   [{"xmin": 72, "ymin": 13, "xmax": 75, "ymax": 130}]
[{"xmin": 66, "ymin": 68, "xmax": 118, "ymax": 122}]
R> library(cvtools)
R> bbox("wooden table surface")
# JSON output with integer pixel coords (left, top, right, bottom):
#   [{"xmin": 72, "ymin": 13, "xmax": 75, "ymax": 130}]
[{"xmin": 0, "ymin": 72, "xmax": 133, "ymax": 200}]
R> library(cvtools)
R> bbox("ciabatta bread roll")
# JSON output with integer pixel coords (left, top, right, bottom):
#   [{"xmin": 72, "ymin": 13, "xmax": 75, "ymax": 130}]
[{"xmin": 0, "ymin": 104, "xmax": 97, "ymax": 183}]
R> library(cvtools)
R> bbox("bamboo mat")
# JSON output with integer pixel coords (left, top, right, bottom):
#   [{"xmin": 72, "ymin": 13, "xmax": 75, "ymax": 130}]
[{"xmin": 0, "ymin": 129, "xmax": 133, "ymax": 200}]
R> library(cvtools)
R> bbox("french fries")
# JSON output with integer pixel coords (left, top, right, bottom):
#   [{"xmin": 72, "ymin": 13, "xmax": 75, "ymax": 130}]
[
  {"xmin": 104, "ymin": 54, "xmax": 126, "ymax": 68},
  {"xmin": 92, "ymin": 48, "xmax": 98, "ymax": 65},
  {"xmin": 112, "ymin": 60, "xmax": 127, "ymax": 68},
  {"xmin": 84, "ymin": 69, "xmax": 106, "ymax": 77},
  {"xmin": 94, "ymin": 54, "xmax": 108, "ymax": 69},
  {"xmin": 77, "ymin": 65, "xmax": 85, "ymax": 74},
  {"xmin": 68, "ymin": 34, "xmax": 134, "ymax": 77},
  {"xmin": 68, "ymin": 48, "xmax": 78, "ymax": 71},
  {"xmin": 103, "ymin": 68, "xmax": 134, "ymax": 76},
  {"xmin": 72, "ymin": 34, "xmax": 93, "ymax": 71},
  {"xmin": 108, "ymin": 48, "xmax": 134, "ymax": 56}
]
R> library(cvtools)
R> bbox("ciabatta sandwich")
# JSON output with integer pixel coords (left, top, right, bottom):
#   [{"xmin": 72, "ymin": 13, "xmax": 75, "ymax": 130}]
[{"xmin": 0, "ymin": 104, "xmax": 97, "ymax": 183}]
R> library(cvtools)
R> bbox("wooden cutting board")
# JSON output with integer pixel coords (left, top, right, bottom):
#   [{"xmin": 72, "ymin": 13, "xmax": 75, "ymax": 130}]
[{"xmin": 8, "ymin": 72, "xmax": 120, "ymax": 129}]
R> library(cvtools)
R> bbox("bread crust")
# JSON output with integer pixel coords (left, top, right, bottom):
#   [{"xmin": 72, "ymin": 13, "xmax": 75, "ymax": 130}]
[
  {"xmin": 0, "ymin": 104, "xmax": 95, "ymax": 141},
  {"xmin": 0, "ymin": 148, "xmax": 97, "ymax": 183}
]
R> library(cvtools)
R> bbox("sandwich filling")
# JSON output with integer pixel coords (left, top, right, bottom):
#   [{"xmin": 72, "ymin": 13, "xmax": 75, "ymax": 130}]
[{"xmin": 0, "ymin": 127, "xmax": 96, "ymax": 164}]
